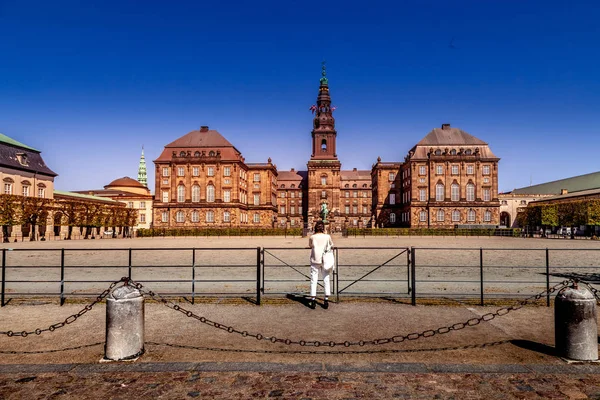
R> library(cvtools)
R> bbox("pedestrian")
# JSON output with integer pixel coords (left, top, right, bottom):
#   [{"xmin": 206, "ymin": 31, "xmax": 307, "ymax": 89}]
[{"xmin": 308, "ymin": 221, "xmax": 333, "ymax": 309}]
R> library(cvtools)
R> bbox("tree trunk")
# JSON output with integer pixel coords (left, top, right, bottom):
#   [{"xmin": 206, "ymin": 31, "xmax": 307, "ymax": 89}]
[
  {"xmin": 30, "ymin": 218, "xmax": 37, "ymax": 241},
  {"xmin": 2, "ymin": 225, "xmax": 9, "ymax": 243},
  {"xmin": 67, "ymin": 226, "xmax": 73, "ymax": 240}
]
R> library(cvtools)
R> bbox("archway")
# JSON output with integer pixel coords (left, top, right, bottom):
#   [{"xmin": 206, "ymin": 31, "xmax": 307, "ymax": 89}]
[{"xmin": 500, "ymin": 211, "xmax": 511, "ymax": 228}]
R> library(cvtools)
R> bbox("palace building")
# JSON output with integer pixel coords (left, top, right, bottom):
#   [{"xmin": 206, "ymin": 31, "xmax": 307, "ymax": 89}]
[{"xmin": 152, "ymin": 66, "xmax": 500, "ymax": 230}]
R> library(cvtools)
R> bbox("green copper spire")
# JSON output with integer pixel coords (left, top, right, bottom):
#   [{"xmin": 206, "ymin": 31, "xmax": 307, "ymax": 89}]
[
  {"xmin": 137, "ymin": 146, "xmax": 147, "ymax": 187},
  {"xmin": 319, "ymin": 61, "xmax": 328, "ymax": 85}
]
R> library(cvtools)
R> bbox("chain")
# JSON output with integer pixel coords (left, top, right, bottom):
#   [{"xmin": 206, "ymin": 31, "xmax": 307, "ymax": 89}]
[
  {"xmin": 130, "ymin": 278, "xmax": 573, "ymax": 348},
  {"xmin": 577, "ymin": 280, "xmax": 600, "ymax": 303},
  {"xmin": 0, "ymin": 278, "xmax": 127, "ymax": 338}
]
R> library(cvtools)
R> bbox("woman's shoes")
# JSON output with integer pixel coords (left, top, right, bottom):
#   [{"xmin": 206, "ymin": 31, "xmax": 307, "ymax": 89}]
[
  {"xmin": 323, "ymin": 299, "xmax": 329, "ymax": 309},
  {"xmin": 309, "ymin": 299, "xmax": 316, "ymax": 309}
]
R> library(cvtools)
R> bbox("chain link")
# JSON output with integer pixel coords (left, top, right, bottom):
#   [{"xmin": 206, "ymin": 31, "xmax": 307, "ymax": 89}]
[
  {"xmin": 0, "ymin": 278, "xmax": 127, "ymax": 338},
  {"xmin": 131, "ymin": 278, "xmax": 574, "ymax": 348}
]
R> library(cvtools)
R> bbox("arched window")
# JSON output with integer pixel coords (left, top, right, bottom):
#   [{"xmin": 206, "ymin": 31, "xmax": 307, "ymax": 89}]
[
  {"xmin": 363, "ymin": 184, "xmax": 367, "ymax": 188},
  {"xmin": 206, "ymin": 185, "xmax": 215, "ymax": 202},
  {"xmin": 434, "ymin": 149, "xmax": 442, "ymax": 156},
  {"xmin": 176, "ymin": 211, "xmax": 185, "ymax": 222},
  {"xmin": 452, "ymin": 210, "xmax": 460, "ymax": 222},
  {"xmin": 280, "ymin": 184, "xmax": 285, "ymax": 188},
  {"xmin": 321, "ymin": 175, "xmax": 327, "ymax": 185},
  {"xmin": 450, "ymin": 149, "xmax": 457, "ymax": 155},
  {"xmin": 435, "ymin": 183, "xmax": 444, "ymax": 201},
  {"xmin": 321, "ymin": 139, "xmax": 327, "ymax": 152},
  {"xmin": 179, "ymin": 151, "xmax": 186, "ymax": 157},
  {"xmin": 192, "ymin": 185, "xmax": 200, "ymax": 202},
  {"xmin": 194, "ymin": 151, "xmax": 201, "ymax": 157},
  {"xmin": 290, "ymin": 184, "xmax": 295, "ymax": 188},
  {"xmin": 451, "ymin": 183, "xmax": 460, "ymax": 201},
  {"xmin": 209, "ymin": 151, "xmax": 215, "ymax": 157},
  {"xmin": 466, "ymin": 183, "xmax": 475, "ymax": 201},
  {"xmin": 437, "ymin": 209, "xmax": 445, "ymax": 221},
  {"xmin": 484, "ymin": 210, "xmax": 492, "ymax": 222},
  {"xmin": 468, "ymin": 209, "xmax": 476, "ymax": 222},
  {"xmin": 344, "ymin": 184, "xmax": 349, "ymax": 188},
  {"xmin": 177, "ymin": 184, "xmax": 185, "ymax": 202},
  {"xmin": 465, "ymin": 149, "xmax": 472, "ymax": 155},
  {"xmin": 352, "ymin": 184, "xmax": 357, "ymax": 188}
]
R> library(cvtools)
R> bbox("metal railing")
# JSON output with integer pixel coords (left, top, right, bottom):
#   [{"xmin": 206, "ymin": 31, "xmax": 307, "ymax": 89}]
[{"xmin": 1, "ymin": 246, "xmax": 599, "ymax": 307}]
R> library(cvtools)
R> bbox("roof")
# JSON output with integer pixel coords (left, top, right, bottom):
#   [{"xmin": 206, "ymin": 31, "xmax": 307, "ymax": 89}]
[
  {"xmin": 0, "ymin": 135, "xmax": 58, "ymax": 177},
  {"xmin": 278, "ymin": 170, "xmax": 307, "ymax": 181},
  {"xmin": 72, "ymin": 189, "xmax": 153, "ymax": 199},
  {"xmin": 340, "ymin": 169, "xmax": 371, "ymax": 180},
  {"xmin": 511, "ymin": 171, "xmax": 600, "ymax": 195},
  {"xmin": 0, "ymin": 133, "xmax": 40, "ymax": 152},
  {"xmin": 105, "ymin": 176, "xmax": 146, "ymax": 189},
  {"xmin": 416, "ymin": 127, "xmax": 488, "ymax": 146},
  {"xmin": 53, "ymin": 190, "xmax": 121, "ymax": 204},
  {"xmin": 165, "ymin": 129, "xmax": 235, "ymax": 148},
  {"xmin": 154, "ymin": 128, "xmax": 243, "ymax": 162},
  {"xmin": 531, "ymin": 187, "xmax": 600, "ymax": 203}
]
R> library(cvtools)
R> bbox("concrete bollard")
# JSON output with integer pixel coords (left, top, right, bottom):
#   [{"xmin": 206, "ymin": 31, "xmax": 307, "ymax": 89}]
[
  {"xmin": 555, "ymin": 285, "xmax": 598, "ymax": 361},
  {"xmin": 104, "ymin": 285, "xmax": 145, "ymax": 361}
]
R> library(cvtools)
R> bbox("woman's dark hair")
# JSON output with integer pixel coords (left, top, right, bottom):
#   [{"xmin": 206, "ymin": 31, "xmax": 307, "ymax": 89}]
[{"xmin": 314, "ymin": 221, "xmax": 325, "ymax": 233}]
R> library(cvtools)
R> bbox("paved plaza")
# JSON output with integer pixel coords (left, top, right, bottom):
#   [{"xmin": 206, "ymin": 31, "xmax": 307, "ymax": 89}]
[{"xmin": 1, "ymin": 236, "xmax": 600, "ymax": 398}]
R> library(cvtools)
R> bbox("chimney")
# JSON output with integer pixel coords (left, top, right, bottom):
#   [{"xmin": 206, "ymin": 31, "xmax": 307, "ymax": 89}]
[
  {"xmin": 353, "ymin": 168, "xmax": 357, "ymax": 171},
  {"xmin": 560, "ymin": 189, "xmax": 568, "ymax": 195},
  {"xmin": 200, "ymin": 126, "xmax": 209, "ymax": 132},
  {"xmin": 441, "ymin": 123, "xmax": 451, "ymax": 130},
  {"xmin": 290, "ymin": 168, "xmax": 295, "ymax": 172}
]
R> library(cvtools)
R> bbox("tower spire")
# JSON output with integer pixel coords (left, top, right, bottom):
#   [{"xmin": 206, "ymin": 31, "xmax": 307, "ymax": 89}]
[
  {"xmin": 309, "ymin": 62, "xmax": 338, "ymax": 160},
  {"xmin": 137, "ymin": 146, "xmax": 147, "ymax": 187}
]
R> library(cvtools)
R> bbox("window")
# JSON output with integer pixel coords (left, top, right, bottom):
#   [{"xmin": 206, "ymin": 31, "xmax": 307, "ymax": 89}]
[
  {"xmin": 290, "ymin": 192, "xmax": 295, "ymax": 198},
  {"xmin": 162, "ymin": 191, "xmax": 169, "ymax": 203},
  {"xmin": 451, "ymin": 165, "xmax": 459, "ymax": 175},
  {"xmin": 192, "ymin": 211, "xmax": 199, "ymax": 223},
  {"xmin": 483, "ymin": 177, "xmax": 489, "ymax": 184},
  {"xmin": 194, "ymin": 151, "xmax": 200, "ymax": 157},
  {"xmin": 501, "ymin": 200, "xmax": 508, "ymax": 205},
  {"xmin": 419, "ymin": 211, "xmax": 427, "ymax": 222},
  {"xmin": 419, "ymin": 177, "xmax": 426, "ymax": 183},
  {"xmin": 390, "ymin": 213, "xmax": 396, "ymax": 223},
  {"xmin": 362, "ymin": 205, "xmax": 368, "ymax": 214},
  {"xmin": 419, "ymin": 166, "xmax": 426, "ymax": 175},
  {"xmin": 177, "ymin": 185, "xmax": 185, "ymax": 202},
  {"xmin": 254, "ymin": 173, "xmax": 260, "ymax": 182},
  {"xmin": 127, "ymin": 202, "xmax": 134, "ymax": 208},
  {"xmin": 290, "ymin": 206, "xmax": 295, "ymax": 215},
  {"xmin": 139, "ymin": 201, "xmax": 146, "ymax": 209},
  {"xmin": 207, "ymin": 167, "xmax": 214, "ymax": 177},
  {"xmin": 177, "ymin": 167, "xmax": 185, "ymax": 177},
  {"xmin": 176, "ymin": 211, "xmax": 185, "ymax": 222},
  {"xmin": 345, "ymin": 191, "xmax": 350, "ymax": 198},
  {"xmin": 468, "ymin": 209, "xmax": 476, "ymax": 222},
  {"xmin": 291, "ymin": 219, "xmax": 295, "ymax": 226},
  {"xmin": 22, "ymin": 185, "xmax": 30, "ymax": 196},
  {"xmin": 466, "ymin": 165, "xmax": 474, "ymax": 175},
  {"xmin": 161, "ymin": 211, "xmax": 168, "ymax": 222},
  {"xmin": 38, "ymin": 188, "xmax": 45, "ymax": 198},
  {"xmin": 389, "ymin": 172, "xmax": 395, "ymax": 181},
  {"xmin": 520, "ymin": 200, "xmax": 527, "ymax": 205},
  {"xmin": 162, "ymin": 179, "xmax": 169, "ymax": 185},
  {"xmin": 434, "ymin": 209, "xmax": 443, "ymax": 222},
  {"xmin": 192, "ymin": 167, "xmax": 199, "ymax": 177},
  {"xmin": 206, "ymin": 185, "xmax": 215, "ymax": 202},
  {"xmin": 253, "ymin": 194, "xmax": 260, "ymax": 205},
  {"xmin": 298, "ymin": 206, "xmax": 302, "ymax": 214},
  {"xmin": 483, "ymin": 165, "xmax": 490, "ymax": 175},
  {"xmin": 140, "ymin": 214, "xmax": 146, "ymax": 223},
  {"xmin": 298, "ymin": 192, "xmax": 302, "ymax": 198},
  {"xmin": 484, "ymin": 210, "xmax": 492, "ymax": 222},
  {"xmin": 4, "ymin": 183, "xmax": 12, "ymax": 195},
  {"xmin": 280, "ymin": 192, "xmax": 285, "ymax": 198},
  {"xmin": 206, "ymin": 211, "xmax": 214, "ymax": 222},
  {"xmin": 223, "ymin": 190, "xmax": 230, "ymax": 202},
  {"xmin": 223, "ymin": 211, "xmax": 230, "ymax": 222},
  {"xmin": 419, "ymin": 189, "xmax": 426, "ymax": 202},
  {"xmin": 321, "ymin": 191, "xmax": 327, "ymax": 199},
  {"xmin": 180, "ymin": 151, "xmax": 186, "ymax": 157},
  {"xmin": 345, "ymin": 205, "xmax": 350, "ymax": 214},
  {"xmin": 466, "ymin": 183, "xmax": 475, "ymax": 201},
  {"xmin": 436, "ymin": 165, "xmax": 443, "ymax": 175},
  {"xmin": 389, "ymin": 193, "xmax": 395, "ymax": 205},
  {"xmin": 162, "ymin": 167, "xmax": 169, "ymax": 177},
  {"xmin": 321, "ymin": 176, "xmax": 327, "ymax": 185},
  {"xmin": 350, "ymin": 205, "xmax": 356, "ymax": 214},
  {"xmin": 223, "ymin": 166, "xmax": 231, "ymax": 177},
  {"xmin": 483, "ymin": 188, "xmax": 490, "ymax": 201},
  {"xmin": 191, "ymin": 185, "xmax": 200, "ymax": 202},
  {"xmin": 253, "ymin": 213, "xmax": 260, "ymax": 223},
  {"xmin": 279, "ymin": 205, "xmax": 286, "ymax": 214},
  {"xmin": 451, "ymin": 183, "xmax": 460, "ymax": 201},
  {"xmin": 362, "ymin": 191, "xmax": 368, "ymax": 198},
  {"xmin": 452, "ymin": 210, "xmax": 460, "ymax": 222},
  {"xmin": 435, "ymin": 183, "xmax": 444, "ymax": 201},
  {"xmin": 352, "ymin": 191, "xmax": 357, "ymax": 198}
]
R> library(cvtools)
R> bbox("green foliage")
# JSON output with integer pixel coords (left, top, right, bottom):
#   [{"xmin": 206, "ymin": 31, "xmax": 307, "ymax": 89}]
[
  {"xmin": 0, "ymin": 194, "xmax": 21, "ymax": 226},
  {"xmin": 588, "ymin": 200, "xmax": 600, "ymax": 226},
  {"xmin": 136, "ymin": 227, "xmax": 303, "ymax": 237},
  {"xmin": 541, "ymin": 205, "xmax": 558, "ymax": 226}
]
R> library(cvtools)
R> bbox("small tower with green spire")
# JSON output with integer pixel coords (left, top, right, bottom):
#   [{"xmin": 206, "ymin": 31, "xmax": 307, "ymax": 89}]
[{"xmin": 137, "ymin": 146, "xmax": 147, "ymax": 187}]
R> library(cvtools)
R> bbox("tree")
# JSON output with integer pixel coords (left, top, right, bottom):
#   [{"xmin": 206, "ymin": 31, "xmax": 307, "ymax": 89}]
[
  {"xmin": 18, "ymin": 196, "xmax": 53, "ymax": 241},
  {"xmin": 0, "ymin": 194, "xmax": 21, "ymax": 242}
]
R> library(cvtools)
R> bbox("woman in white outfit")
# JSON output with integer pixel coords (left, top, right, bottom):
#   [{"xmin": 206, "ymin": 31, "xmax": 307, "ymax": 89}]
[{"xmin": 308, "ymin": 221, "xmax": 333, "ymax": 309}]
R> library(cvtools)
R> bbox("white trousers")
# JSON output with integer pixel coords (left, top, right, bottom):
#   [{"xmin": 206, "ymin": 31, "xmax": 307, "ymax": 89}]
[{"xmin": 310, "ymin": 263, "xmax": 331, "ymax": 298}]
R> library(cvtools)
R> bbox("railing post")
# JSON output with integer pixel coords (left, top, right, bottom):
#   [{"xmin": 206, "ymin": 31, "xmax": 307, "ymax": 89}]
[
  {"xmin": 60, "ymin": 248, "xmax": 65, "ymax": 306},
  {"xmin": 406, "ymin": 247, "xmax": 410, "ymax": 295},
  {"xmin": 480, "ymin": 247, "xmax": 484, "ymax": 306},
  {"xmin": 256, "ymin": 247, "xmax": 261, "ymax": 306},
  {"xmin": 128, "ymin": 248, "xmax": 132, "ymax": 280},
  {"xmin": 1, "ymin": 248, "xmax": 6, "ymax": 307},
  {"xmin": 546, "ymin": 248, "xmax": 550, "ymax": 307},
  {"xmin": 335, "ymin": 247, "xmax": 339, "ymax": 303},
  {"xmin": 192, "ymin": 248, "xmax": 196, "ymax": 305},
  {"xmin": 411, "ymin": 247, "xmax": 416, "ymax": 306}
]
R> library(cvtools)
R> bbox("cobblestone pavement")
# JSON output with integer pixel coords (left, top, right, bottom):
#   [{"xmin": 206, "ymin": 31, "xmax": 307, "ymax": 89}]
[{"xmin": 1, "ymin": 363, "xmax": 600, "ymax": 399}]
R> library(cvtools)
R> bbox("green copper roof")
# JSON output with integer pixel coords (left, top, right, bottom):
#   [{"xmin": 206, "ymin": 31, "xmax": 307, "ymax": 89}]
[
  {"xmin": 53, "ymin": 190, "xmax": 120, "ymax": 203},
  {"xmin": 0, "ymin": 133, "xmax": 40, "ymax": 152},
  {"xmin": 319, "ymin": 61, "xmax": 328, "ymax": 85},
  {"xmin": 511, "ymin": 171, "xmax": 600, "ymax": 195}
]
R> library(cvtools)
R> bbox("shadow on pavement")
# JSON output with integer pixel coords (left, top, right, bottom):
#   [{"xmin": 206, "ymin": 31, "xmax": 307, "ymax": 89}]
[
  {"xmin": 286, "ymin": 294, "xmax": 314, "ymax": 309},
  {"xmin": 510, "ymin": 340, "xmax": 556, "ymax": 357}
]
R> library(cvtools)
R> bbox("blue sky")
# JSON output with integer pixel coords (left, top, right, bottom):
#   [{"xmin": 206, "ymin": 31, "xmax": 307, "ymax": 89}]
[{"xmin": 1, "ymin": 0, "xmax": 598, "ymax": 193}]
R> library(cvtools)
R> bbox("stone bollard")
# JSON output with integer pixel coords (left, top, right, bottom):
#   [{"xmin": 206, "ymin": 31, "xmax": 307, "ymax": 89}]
[
  {"xmin": 104, "ymin": 284, "xmax": 145, "ymax": 361},
  {"xmin": 555, "ymin": 285, "xmax": 598, "ymax": 361}
]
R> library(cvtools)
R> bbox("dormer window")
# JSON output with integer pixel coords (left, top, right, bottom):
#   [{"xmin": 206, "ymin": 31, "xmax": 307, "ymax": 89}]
[
  {"xmin": 179, "ymin": 151, "xmax": 186, "ymax": 157},
  {"xmin": 16, "ymin": 152, "xmax": 28, "ymax": 166}
]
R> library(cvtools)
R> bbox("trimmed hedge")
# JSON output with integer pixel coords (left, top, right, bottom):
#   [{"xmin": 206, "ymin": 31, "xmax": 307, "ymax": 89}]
[
  {"xmin": 345, "ymin": 228, "xmax": 522, "ymax": 237},
  {"xmin": 136, "ymin": 227, "xmax": 303, "ymax": 237}
]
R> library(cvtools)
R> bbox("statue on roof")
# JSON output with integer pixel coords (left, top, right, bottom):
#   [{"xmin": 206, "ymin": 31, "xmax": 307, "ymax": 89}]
[{"xmin": 319, "ymin": 61, "xmax": 328, "ymax": 85}]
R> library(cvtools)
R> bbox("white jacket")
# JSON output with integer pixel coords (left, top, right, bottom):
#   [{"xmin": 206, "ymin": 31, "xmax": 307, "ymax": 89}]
[{"xmin": 309, "ymin": 233, "xmax": 333, "ymax": 265}]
